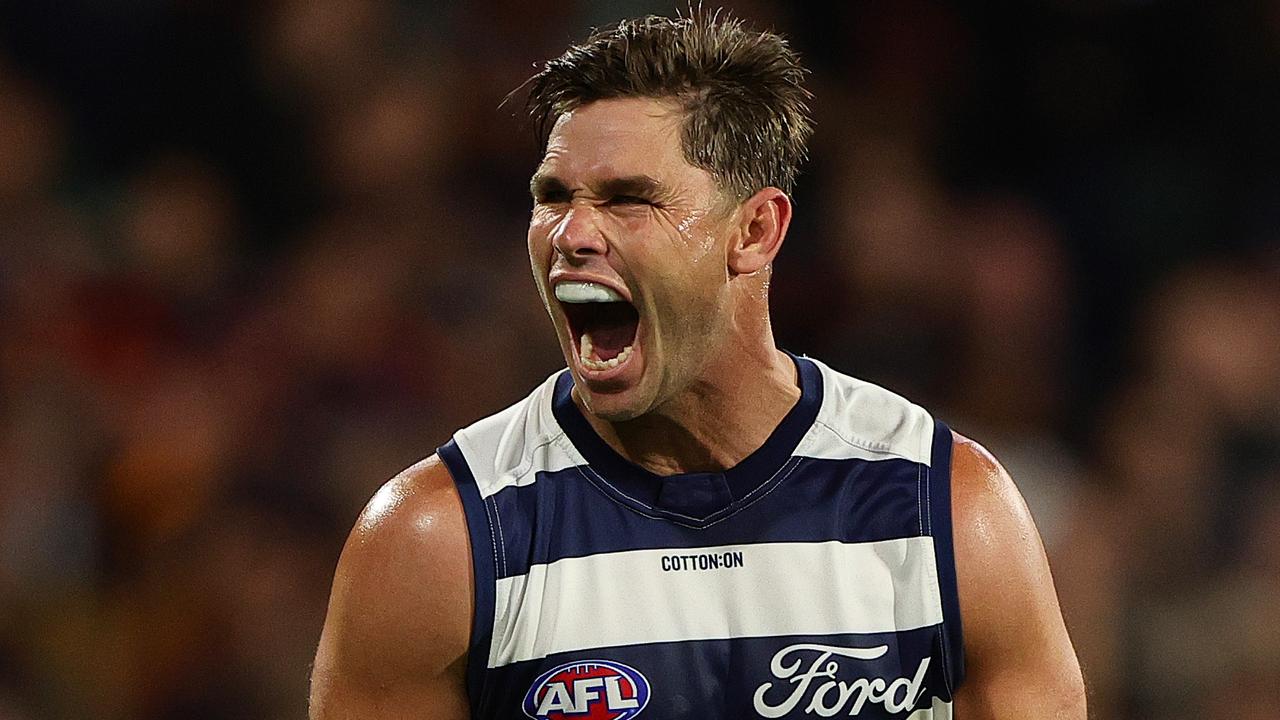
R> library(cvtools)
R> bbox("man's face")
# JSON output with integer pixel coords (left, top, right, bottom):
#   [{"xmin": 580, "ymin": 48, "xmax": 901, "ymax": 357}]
[{"xmin": 528, "ymin": 97, "xmax": 739, "ymax": 421}]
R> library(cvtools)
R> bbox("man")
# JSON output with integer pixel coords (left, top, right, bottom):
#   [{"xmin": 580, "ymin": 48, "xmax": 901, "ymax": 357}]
[{"xmin": 310, "ymin": 12, "xmax": 1086, "ymax": 720}]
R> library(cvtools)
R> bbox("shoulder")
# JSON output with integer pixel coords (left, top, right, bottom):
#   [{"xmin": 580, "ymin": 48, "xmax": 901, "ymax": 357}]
[
  {"xmin": 949, "ymin": 432, "xmax": 1038, "ymax": 551},
  {"xmin": 948, "ymin": 431, "xmax": 1056, "ymax": 641},
  {"xmin": 314, "ymin": 455, "xmax": 472, "ymax": 686},
  {"xmin": 947, "ymin": 431, "xmax": 1087, "ymax": 716}
]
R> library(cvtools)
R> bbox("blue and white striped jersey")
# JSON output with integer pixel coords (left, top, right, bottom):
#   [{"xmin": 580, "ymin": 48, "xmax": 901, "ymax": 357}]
[{"xmin": 438, "ymin": 355, "xmax": 963, "ymax": 719}]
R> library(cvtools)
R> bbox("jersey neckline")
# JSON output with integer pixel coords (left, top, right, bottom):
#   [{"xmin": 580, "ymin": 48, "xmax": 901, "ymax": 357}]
[{"xmin": 550, "ymin": 352, "xmax": 824, "ymax": 523}]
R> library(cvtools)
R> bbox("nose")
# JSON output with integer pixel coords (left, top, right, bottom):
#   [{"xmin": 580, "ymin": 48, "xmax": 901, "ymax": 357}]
[{"xmin": 552, "ymin": 202, "xmax": 607, "ymax": 263}]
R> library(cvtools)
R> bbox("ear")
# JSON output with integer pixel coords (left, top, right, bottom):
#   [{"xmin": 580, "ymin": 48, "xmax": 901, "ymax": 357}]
[{"xmin": 727, "ymin": 187, "xmax": 792, "ymax": 276}]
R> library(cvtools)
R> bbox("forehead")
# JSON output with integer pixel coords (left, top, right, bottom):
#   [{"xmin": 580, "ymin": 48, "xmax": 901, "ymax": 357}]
[{"xmin": 538, "ymin": 97, "xmax": 706, "ymax": 185}]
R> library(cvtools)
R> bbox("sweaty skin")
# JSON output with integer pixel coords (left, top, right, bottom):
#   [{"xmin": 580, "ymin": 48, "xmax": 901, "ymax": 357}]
[
  {"xmin": 310, "ymin": 438, "xmax": 1086, "ymax": 719},
  {"xmin": 526, "ymin": 98, "xmax": 801, "ymax": 475},
  {"xmin": 309, "ymin": 97, "xmax": 1086, "ymax": 719}
]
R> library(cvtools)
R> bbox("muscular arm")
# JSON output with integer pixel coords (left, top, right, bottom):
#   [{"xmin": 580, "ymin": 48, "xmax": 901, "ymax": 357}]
[
  {"xmin": 310, "ymin": 455, "xmax": 473, "ymax": 719},
  {"xmin": 950, "ymin": 433, "xmax": 1087, "ymax": 719}
]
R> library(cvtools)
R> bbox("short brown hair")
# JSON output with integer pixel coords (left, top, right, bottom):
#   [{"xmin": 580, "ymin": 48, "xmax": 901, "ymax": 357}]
[{"xmin": 523, "ymin": 10, "xmax": 814, "ymax": 199}]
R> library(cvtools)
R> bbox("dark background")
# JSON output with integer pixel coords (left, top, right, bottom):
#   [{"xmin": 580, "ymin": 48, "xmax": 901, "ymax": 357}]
[{"xmin": 0, "ymin": 1, "xmax": 1277, "ymax": 718}]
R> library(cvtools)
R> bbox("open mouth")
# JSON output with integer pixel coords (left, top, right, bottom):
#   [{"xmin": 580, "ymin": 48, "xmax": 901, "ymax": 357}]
[{"xmin": 555, "ymin": 282, "xmax": 640, "ymax": 372}]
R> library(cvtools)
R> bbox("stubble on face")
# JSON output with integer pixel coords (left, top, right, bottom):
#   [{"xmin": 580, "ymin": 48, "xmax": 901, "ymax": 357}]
[{"xmin": 527, "ymin": 97, "xmax": 743, "ymax": 423}]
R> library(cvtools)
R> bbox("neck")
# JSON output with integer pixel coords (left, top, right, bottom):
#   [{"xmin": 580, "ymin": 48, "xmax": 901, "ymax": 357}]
[{"xmin": 576, "ymin": 338, "xmax": 801, "ymax": 476}]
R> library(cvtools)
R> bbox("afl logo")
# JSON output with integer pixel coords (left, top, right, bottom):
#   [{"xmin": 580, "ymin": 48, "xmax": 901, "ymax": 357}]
[{"xmin": 521, "ymin": 659, "xmax": 650, "ymax": 720}]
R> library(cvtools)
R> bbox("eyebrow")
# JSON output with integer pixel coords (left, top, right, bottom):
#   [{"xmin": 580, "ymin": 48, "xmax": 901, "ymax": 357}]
[
  {"xmin": 530, "ymin": 173, "xmax": 668, "ymax": 200},
  {"xmin": 597, "ymin": 175, "xmax": 664, "ymax": 199},
  {"xmin": 529, "ymin": 173, "xmax": 566, "ymax": 199}
]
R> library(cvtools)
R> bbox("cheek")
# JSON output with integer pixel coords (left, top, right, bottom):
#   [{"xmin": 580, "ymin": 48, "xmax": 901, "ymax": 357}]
[
  {"xmin": 676, "ymin": 210, "xmax": 719, "ymax": 263},
  {"xmin": 654, "ymin": 208, "xmax": 725, "ymax": 272},
  {"xmin": 595, "ymin": 209, "xmax": 646, "ymax": 243},
  {"xmin": 527, "ymin": 216, "xmax": 556, "ymax": 264}
]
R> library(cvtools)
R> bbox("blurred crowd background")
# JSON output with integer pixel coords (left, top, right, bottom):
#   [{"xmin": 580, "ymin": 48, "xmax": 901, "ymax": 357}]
[{"xmin": 0, "ymin": 1, "xmax": 1276, "ymax": 718}]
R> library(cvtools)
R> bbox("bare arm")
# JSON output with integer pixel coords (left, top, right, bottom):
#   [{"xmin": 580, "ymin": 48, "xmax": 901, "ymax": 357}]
[
  {"xmin": 950, "ymin": 433, "xmax": 1087, "ymax": 719},
  {"xmin": 310, "ymin": 455, "xmax": 473, "ymax": 719}
]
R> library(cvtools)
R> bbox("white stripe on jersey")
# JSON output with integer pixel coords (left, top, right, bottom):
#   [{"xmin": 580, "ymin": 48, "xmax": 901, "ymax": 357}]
[
  {"xmin": 453, "ymin": 360, "xmax": 939, "ymax": 504},
  {"xmin": 452, "ymin": 372, "xmax": 583, "ymax": 500},
  {"xmin": 794, "ymin": 358, "xmax": 936, "ymax": 466},
  {"xmin": 488, "ymin": 537, "xmax": 943, "ymax": 668}
]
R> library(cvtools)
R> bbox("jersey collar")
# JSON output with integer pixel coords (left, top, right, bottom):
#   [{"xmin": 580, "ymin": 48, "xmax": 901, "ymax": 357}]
[{"xmin": 552, "ymin": 352, "xmax": 823, "ymax": 523}]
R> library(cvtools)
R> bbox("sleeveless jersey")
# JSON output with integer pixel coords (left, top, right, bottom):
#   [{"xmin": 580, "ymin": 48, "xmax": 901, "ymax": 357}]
[{"xmin": 438, "ymin": 355, "xmax": 964, "ymax": 719}]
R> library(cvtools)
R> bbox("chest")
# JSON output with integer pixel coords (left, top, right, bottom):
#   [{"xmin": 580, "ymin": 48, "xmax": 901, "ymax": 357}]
[{"xmin": 477, "ymin": 465, "xmax": 952, "ymax": 719}]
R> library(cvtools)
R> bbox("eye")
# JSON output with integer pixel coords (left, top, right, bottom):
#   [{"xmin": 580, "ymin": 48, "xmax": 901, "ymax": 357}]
[
  {"xmin": 534, "ymin": 190, "xmax": 571, "ymax": 205},
  {"xmin": 609, "ymin": 195, "xmax": 652, "ymax": 206}
]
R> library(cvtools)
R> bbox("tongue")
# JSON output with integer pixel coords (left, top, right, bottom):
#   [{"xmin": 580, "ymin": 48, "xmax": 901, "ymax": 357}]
[
  {"xmin": 585, "ymin": 304, "xmax": 638, "ymax": 361},
  {"xmin": 588, "ymin": 325, "xmax": 633, "ymax": 360}
]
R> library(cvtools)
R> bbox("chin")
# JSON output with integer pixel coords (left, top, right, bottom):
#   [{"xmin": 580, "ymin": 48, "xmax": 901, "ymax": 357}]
[
  {"xmin": 582, "ymin": 399, "xmax": 646, "ymax": 423},
  {"xmin": 573, "ymin": 382, "xmax": 647, "ymax": 422},
  {"xmin": 569, "ymin": 371, "xmax": 659, "ymax": 423}
]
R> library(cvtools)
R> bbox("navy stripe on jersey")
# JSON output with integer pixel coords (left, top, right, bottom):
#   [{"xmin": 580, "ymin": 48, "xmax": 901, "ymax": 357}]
[
  {"xmin": 928, "ymin": 420, "xmax": 964, "ymax": 691},
  {"xmin": 549, "ymin": 355, "xmax": 824, "ymax": 523},
  {"xmin": 442, "ymin": 355, "xmax": 964, "ymax": 719},
  {"xmin": 476, "ymin": 627, "xmax": 953, "ymax": 720},
  {"xmin": 486, "ymin": 455, "xmax": 929, "ymax": 580},
  {"xmin": 439, "ymin": 439, "xmax": 496, "ymax": 714}
]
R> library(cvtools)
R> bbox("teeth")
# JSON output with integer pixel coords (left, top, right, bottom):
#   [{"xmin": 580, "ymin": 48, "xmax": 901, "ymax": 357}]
[
  {"xmin": 555, "ymin": 281, "xmax": 625, "ymax": 304},
  {"xmin": 578, "ymin": 333, "xmax": 634, "ymax": 371}
]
